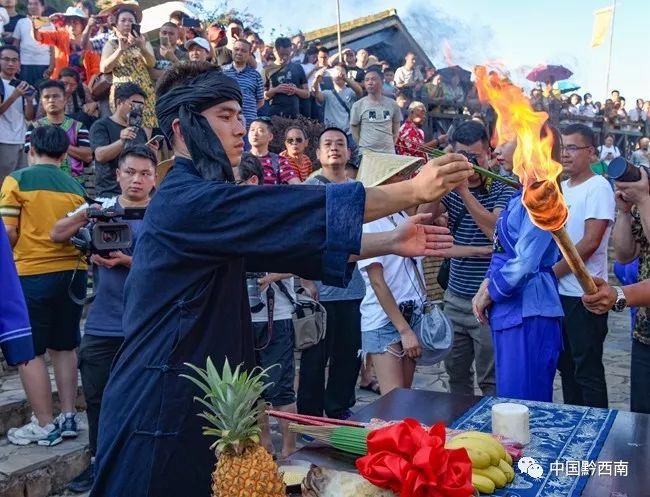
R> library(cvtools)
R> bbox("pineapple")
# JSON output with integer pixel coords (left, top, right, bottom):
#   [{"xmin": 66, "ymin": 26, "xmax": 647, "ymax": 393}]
[{"xmin": 181, "ymin": 358, "xmax": 285, "ymax": 497}]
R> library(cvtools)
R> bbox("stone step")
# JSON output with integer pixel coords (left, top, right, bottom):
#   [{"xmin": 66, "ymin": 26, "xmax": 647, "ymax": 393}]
[
  {"xmin": 0, "ymin": 414, "xmax": 89, "ymax": 497},
  {"xmin": 0, "ymin": 370, "xmax": 85, "ymax": 437}
]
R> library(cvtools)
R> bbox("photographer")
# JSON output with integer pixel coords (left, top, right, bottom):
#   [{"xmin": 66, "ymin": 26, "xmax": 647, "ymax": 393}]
[
  {"xmin": 1, "ymin": 125, "xmax": 86, "ymax": 447},
  {"xmin": 50, "ymin": 145, "xmax": 156, "ymax": 492},
  {"xmin": 0, "ymin": 45, "xmax": 36, "ymax": 184},
  {"xmin": 591, "ymin": 166, "xmax": 650, "ymax": 413},
  {"xmin": 89, "ymin": 82, "xmax": 157, "ymax": 197}
]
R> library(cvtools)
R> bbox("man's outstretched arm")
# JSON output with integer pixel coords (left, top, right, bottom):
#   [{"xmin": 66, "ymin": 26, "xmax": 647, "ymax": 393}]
[
  {"xmin": 351, "ymin": 213, "xmax": 452, "ymax": 262},
  {"xmin": 362, "ymin": 154, "xmax": 472, "ymax": 223}
]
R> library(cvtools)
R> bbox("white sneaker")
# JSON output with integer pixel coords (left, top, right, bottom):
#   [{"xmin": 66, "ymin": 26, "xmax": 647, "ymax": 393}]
[{"xmin": 7, "ymin": 416, "xmax": 63, "ymax": 446}]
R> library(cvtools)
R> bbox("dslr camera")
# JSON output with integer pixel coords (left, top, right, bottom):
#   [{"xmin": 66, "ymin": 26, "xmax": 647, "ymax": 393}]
[
  {"xmin": 71, "ymin": 205, "xmax": 146, "ymax": 258},
  {"xmin": 607, "ymin": 156, "xmax": 650, "ymax": 185}
]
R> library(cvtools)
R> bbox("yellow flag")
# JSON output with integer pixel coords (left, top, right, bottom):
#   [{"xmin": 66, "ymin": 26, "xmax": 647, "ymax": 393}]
[{"xmin": 591, "ymin": 6, "xmax": 614, "ymax": 48}]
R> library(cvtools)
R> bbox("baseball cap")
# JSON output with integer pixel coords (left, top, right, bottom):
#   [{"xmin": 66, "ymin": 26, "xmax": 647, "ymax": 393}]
[{"xmin": 185, "ymin": 37, "xmax": 210, "ymax": 52}]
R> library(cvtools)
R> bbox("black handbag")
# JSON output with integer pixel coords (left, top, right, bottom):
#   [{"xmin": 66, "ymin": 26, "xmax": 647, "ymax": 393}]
[{"xmin": 436, "ymin": 206, "xmax": 468, "ymax": 290}]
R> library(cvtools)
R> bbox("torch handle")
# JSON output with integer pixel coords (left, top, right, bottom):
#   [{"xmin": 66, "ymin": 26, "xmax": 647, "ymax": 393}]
[{"xmin": 551, "ymin": 228, "xmax": 598, "ymax": 295}]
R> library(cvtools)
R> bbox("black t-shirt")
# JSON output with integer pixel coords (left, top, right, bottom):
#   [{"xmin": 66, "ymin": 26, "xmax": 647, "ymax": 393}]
[
  {"xmin": 89, "ymin": 117, "xmax": 148, "ymax": 197},
  {"xmin": 265, "ymin": 62, "xmax": 307, "ymax": 118},
  {"xmin": 5, "ymin": 15, "xmax": 25, "ymax": 36},
  {"xmin": 346, "ymin": 65, "xmax": 365, "ymax": 84}
]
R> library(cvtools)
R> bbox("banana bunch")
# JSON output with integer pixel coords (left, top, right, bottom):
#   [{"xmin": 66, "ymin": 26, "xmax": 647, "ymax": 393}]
[{"xmin": 445, "ymin": 431, "xmax": 514, "ymax": 495}]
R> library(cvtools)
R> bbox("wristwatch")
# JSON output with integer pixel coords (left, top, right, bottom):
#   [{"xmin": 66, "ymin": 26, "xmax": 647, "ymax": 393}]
[{"xmin": 611, "ymin": 286, "xmax": 627, "ymax": 312}]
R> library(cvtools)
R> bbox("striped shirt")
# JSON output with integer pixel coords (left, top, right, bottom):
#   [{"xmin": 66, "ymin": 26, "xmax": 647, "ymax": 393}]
[
  {"xmin": 222, "ymin": 63, "xmax": 264, "ymax": 128},
  {"xmin": 1, "ymin": 164, "xmax": 87, "ymax": 276},
  {"xmin": 442, "ymin": 182, "xmax": 516, "ymax": 298}
]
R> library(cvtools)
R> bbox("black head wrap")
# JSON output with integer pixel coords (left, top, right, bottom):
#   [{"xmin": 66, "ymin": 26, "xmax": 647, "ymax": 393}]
[{"xmin": 156, "ymin": 68, "xmax": 243, "ymax": 182}]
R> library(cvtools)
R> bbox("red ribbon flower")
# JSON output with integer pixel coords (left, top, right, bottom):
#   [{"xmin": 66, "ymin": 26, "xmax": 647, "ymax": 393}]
[{"xmin": 356, "ymin": 419, "xmax": 474, "ymax": 497}]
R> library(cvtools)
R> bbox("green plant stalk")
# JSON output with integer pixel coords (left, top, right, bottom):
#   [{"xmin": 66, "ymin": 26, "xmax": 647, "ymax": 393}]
[{"xmin": 425, "ymin": 150, "xmax": 520, "ymax": 189}]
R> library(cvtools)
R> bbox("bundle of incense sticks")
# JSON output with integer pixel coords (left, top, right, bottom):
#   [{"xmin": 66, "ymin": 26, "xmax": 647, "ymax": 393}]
[{"xmin": 265, "ymin": 409, "xmax": 366, "ymax": 428}]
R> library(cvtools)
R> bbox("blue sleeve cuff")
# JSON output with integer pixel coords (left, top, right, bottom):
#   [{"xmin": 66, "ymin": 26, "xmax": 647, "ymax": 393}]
[
  {"xmin": 321, "ymin": 182, "xmax": 365, "ymax": 287},
  {"xmin": 488, "ymin": 271, "xmax": 514, "ymax": 303},
  {"xmin": 1, "ymin": 334, "xmax": 35, "ymax": 366}
]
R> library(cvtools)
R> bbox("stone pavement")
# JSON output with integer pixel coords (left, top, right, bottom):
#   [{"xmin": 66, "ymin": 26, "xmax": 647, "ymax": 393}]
[{"xmin": 353, "ymin": 310, "xmax": 633, "ymax": 412}]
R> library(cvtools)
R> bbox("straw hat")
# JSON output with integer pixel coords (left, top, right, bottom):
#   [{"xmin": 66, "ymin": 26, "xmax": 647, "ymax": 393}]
[
  {"xmin": 98, "ymin": 0, "xmax": 143, "ymax": 23},
  {"xmin": 356, "ymin": 150, "xmax": 423, "ymax": 187},
  {"xmin": 156, "ymin": 157, "xmax": 175, "ymax": 188}
]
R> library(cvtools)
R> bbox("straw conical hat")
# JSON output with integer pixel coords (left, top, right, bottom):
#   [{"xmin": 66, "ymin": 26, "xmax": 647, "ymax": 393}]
[
  {"xmin": 98, "ymin": 0, "xmax": 143, "ymax": 23},
  {"xmin": 156, "ymin": 157, "xmax": 174, "ymax": 188},
  {"xmin": 356, "ymin": 150, "xmax": 423, "ymax": 187}
]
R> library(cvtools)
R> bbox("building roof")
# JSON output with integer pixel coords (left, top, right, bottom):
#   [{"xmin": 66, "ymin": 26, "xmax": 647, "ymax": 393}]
[
  {"xmin": 304, "ymin": 9, "xmax": 433, "ymax": 69},
  {"xmin": 304, "ymin": 9, "xmax": 398, "ymax": 41}
]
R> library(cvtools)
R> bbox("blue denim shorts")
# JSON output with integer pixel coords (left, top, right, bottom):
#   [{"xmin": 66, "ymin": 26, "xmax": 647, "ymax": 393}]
[{"xmin": 361, "ymin": 321, "xmax": 402, "ymax": 358}]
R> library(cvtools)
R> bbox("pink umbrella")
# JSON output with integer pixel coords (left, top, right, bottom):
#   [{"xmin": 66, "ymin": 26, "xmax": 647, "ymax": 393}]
[{"xmin": 526, "ymin": 64, "xmax": 573, "ymax": 83}]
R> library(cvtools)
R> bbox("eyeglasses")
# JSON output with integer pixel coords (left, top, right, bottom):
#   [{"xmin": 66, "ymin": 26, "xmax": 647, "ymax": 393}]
[
  {"xmin": 0, "ymin": 57, "xmax": 19, "ymax": 63},
  {"xmin": 561, "ymin": 145, "xmax": 591, "ymax": 154},
  {"xmin": 286, "ymin": 137, "xmax": 304, "ymax": 144}
]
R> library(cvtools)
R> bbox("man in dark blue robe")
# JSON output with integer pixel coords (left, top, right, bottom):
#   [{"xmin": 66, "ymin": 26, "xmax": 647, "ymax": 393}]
[{"xmin": 91, "ymin": 62, "xmax": 473, "ymax": 497}]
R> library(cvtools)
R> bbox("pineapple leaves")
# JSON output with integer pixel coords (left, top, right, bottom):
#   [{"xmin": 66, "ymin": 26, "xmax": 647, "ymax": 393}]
[{"xmin": 180, "ymin": 357, "xmax": 276, "ymax": 451}]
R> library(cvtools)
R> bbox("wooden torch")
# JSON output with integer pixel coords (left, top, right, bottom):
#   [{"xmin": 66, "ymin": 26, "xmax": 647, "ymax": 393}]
[{"xmin": 522, "ymin": 180, "xmax": 598, "ymax": 295}]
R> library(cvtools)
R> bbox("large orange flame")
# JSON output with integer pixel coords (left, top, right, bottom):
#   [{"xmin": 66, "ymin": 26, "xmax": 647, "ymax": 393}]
[{"xmin": 474, "ymin": 65, "xmax": 567, "ymax": 232}]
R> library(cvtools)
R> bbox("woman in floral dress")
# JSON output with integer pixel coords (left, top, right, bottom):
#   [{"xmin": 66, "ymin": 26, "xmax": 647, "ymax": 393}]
[{"xmin": 100, "ymin": 6, "xmax": 156, "ymax": 127}]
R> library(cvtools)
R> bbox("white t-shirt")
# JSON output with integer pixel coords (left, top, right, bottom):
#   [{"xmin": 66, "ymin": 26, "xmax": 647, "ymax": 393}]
[
  {"xmin": 598, "ymin": 144, "xmax": 620, "ymax": 165},
  {"xmin": 558, "ymin": 175, "xmax": 615, "ymax": 297},
  {"xmin": 251, "ymin": 276, "xmax": 296, "ymax": 323},
  {"xmin": 13, "ymin": 17, "xmax": 53, "ymax": 66},
  {"xmin": 0, "ymin": 78, "xmax": 28, "ymax": 144},
  {"xmin": 358, "ymin": 213, "xmax": 425, "ymax": 331}
]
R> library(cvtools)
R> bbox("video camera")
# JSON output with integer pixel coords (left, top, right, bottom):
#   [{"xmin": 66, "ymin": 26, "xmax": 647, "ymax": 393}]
[{"xmin": 71, "ymin": 205, "xmax": 146, "ymax": 258}]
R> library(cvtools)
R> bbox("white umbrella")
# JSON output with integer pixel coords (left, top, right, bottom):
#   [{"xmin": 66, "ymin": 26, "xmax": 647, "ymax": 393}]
[{"xmin": 140, "ymin": 1, "xmax": 198, "ymax": 34}]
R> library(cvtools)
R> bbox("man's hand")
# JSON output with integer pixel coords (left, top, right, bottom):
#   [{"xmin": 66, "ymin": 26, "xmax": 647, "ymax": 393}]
[
  {"xmin": 453, "ymin": 178, "xmax": 470, "ymax": 196},
  {"xmin": 472, "ymin": 279, "xmax": 492, "ymax": 324},
  {"xmin": 399, "ymin": 328, "xmax": 421, "ymax": 359},
  {"xmin": 614, "ymin": 190, "xmax": 632, "ymax": 213},
  {"xmin": 390, "ymin": 213, "xmax": 453, "ymax": 258},
  {"xmin": 582, "ymin": 277, "xmax": 617, "ymax": 314},
  {"xmin": 301, "ymin": 280, "xmax": 319, "ymax": 301},
  {"xmin": 159, "ymin": 44, "xmax": 177, "ymax": 61},
  {"xmin": 615, "ymin": 167, "xmax": 650, "ymax": 206},
  {"xmin": 13, "ymin": 81, "xmax": 30, "ymax": 97},
  {"xmin": 90, "ymin": 251, "xmax": 130, "ymax": 268},
  {"xmin": 412, "ymin": 154, "xmax": 473, "ymax": 204},
  {"xmin": 274, "ymin": 83, "xmax": 294, "ymax": 95},
  {"xmin": 119, "ymin": 127, "xmax": 137, "ymax": 141}
]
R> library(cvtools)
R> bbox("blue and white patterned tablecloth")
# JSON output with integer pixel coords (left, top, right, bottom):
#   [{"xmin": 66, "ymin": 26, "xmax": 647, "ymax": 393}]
[{"xmin": 450, "ymin": 396, "xmax": 618, "ymax": 497}]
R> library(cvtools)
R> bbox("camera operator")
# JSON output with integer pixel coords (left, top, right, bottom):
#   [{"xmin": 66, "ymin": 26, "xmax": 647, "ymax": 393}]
[
  {"xmin": 50, "ymin": 145, "xmax": 156, "ymax": 492},
  {"xmin": 89, "ymin": 82, "xmax": 158, "ymax": 198},
  {"xmin": 584, "ymin": 166, "xmax": 650, "ymax": 414}
]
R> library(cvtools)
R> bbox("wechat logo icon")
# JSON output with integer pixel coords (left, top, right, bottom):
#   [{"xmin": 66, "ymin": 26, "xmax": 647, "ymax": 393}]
[{"xmin": 518, "ymin": 456, "xmax": 544, "ymax": 480}]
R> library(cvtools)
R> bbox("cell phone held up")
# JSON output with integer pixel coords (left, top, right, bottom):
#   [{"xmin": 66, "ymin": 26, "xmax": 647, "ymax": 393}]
[
  {"xmin": 181, "ymin": 17, "xmax": 201, "ymax": 28},
  {"xmin": 9, "ymin": 79, "xmax": 35, "ymax": 97},
  {"xmin": 131, "ymin": 23, "xmax": 141, "ymax": 37}
]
